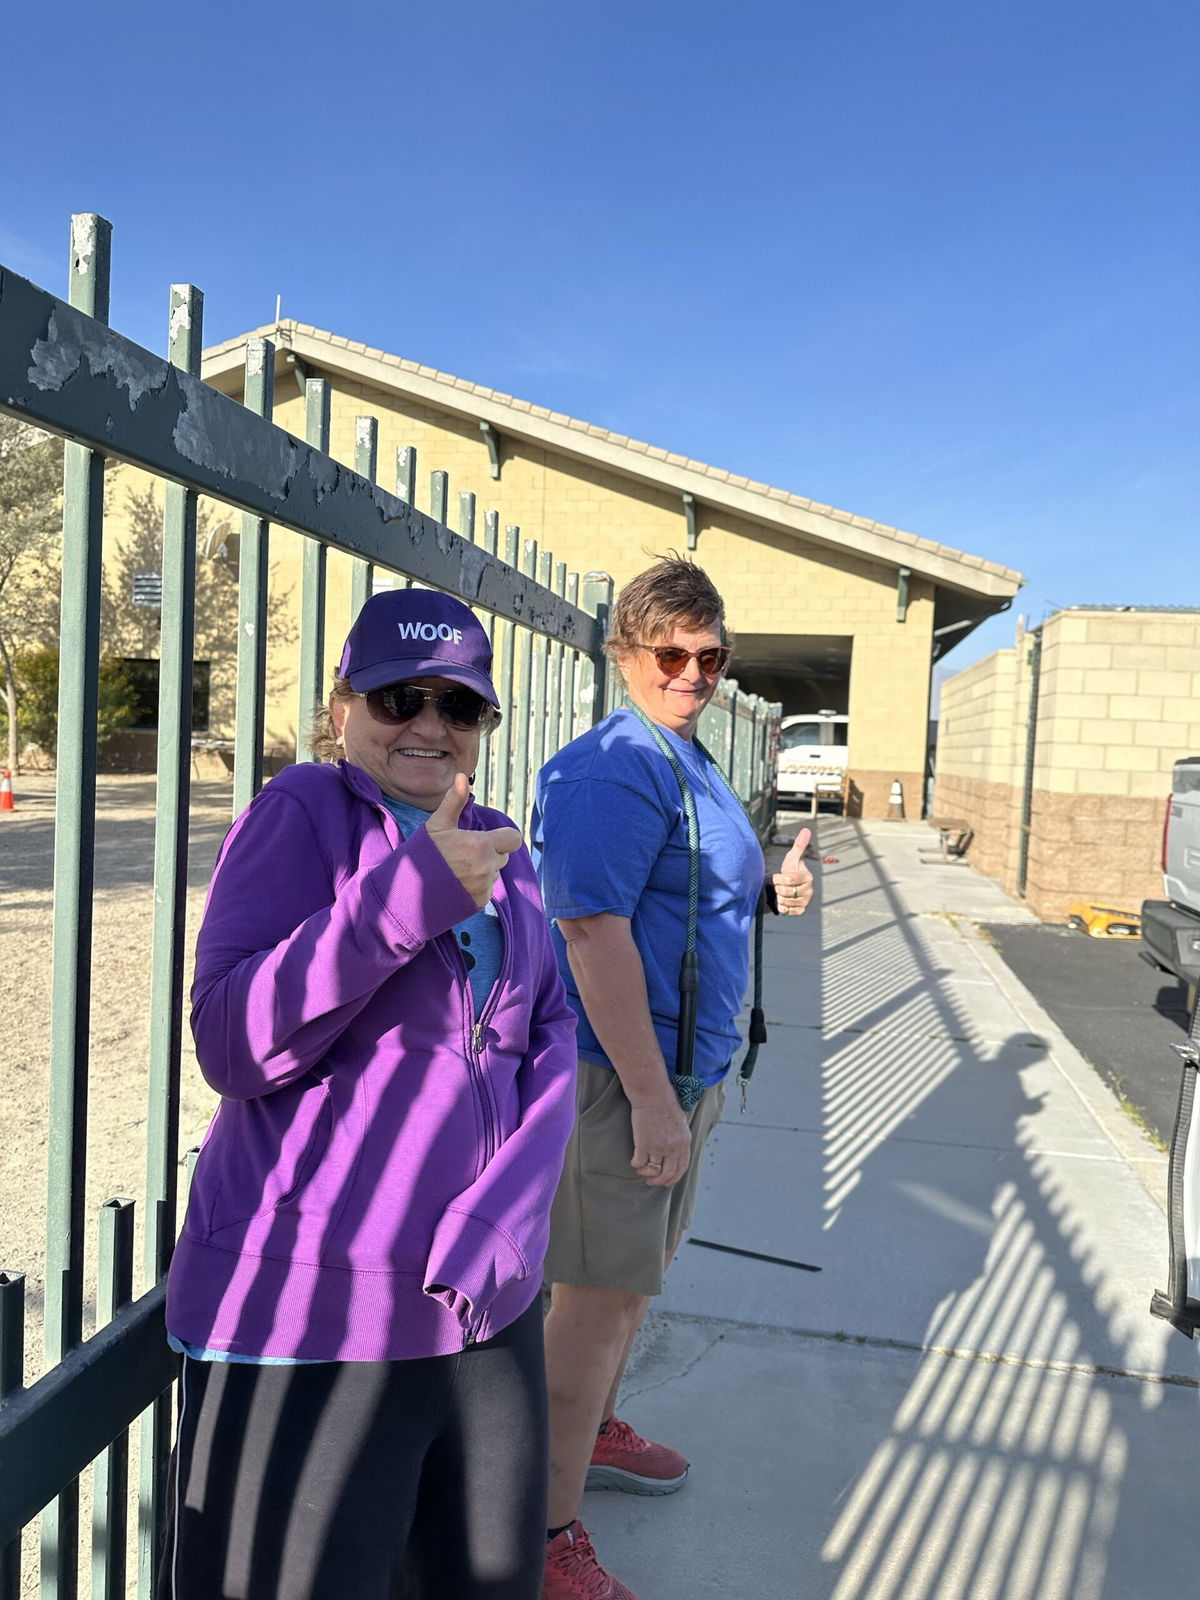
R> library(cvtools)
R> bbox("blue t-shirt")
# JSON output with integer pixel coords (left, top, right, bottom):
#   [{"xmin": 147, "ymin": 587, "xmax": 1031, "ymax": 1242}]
[{"xmin": 531, "ymin": 707, "xmax": 763, "ymax": 1087}]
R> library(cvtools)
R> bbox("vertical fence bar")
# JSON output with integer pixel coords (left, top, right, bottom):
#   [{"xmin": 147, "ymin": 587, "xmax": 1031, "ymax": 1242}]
[
  {"xmin": 297, "ymin": 380, "xmax": 331, "ymax": 753},
  {"xmin": 581, "ymin": 573, "xmax": 613, "ymax": 729},
  {"xmin": 430, "ymin": 471, "xmax": 449, "ymax": 529},
  {"xmin": 491, "ymin": 528, "xmax": 521, "ymax": 816},
  {"xmin": 93, "ymin": 1201, "xmax": 134, "ymax": 1600},
  {"xmin": 232, "ymin": 339, "xmax": 275, "ymax": 815},
  {"xmin": 510, "ymin": 539, "xmax": 538, "ymax": 831},
  {"xmin": 349, "ymin": 417, "xmax": 378, "ymax": 616},
  {"xmin": 1, "ymin": 1273, "xmax": 25, "ymax": 1600},
  {"xmin": 396, "ymin": 446, "xmax": 416, "ymax": 506},
  {"xmin": 477, "ymin": 511, "xmax": 499, "ymax": 806},
  {"xmin": 396, "ymin": 448, "xmax": 416, "ymax": 589},
  {"xmin": 137, "ymin": 284, "xmax": 201, "ymax": 1595},
  {"xmin": 562, "ymin": 572, "xmax": 580, "ymax": 748},
  {"xmin": 550, "ymin": 562, "xmax": 568, "ymax": 758},
  {"xmin": 43, "ymin": 212, "xmax": 112, "ymax": 1600},
  {"xmin": 531, "ymin": 551, "xmax": 553, "ymax": 782}
]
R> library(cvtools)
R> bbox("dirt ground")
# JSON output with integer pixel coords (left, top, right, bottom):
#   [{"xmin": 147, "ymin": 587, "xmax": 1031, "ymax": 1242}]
[
  {"xmin": 1, "ymin": 774, "xmax": 239, "ymax": 1364},
  {"xmin": 1, "ymin": 774, "xmax": 240, "ymax": 1595}
]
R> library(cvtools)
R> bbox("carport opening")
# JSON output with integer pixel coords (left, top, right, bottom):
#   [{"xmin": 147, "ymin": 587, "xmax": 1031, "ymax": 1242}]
[{"xmin": 729, "ymin": 633, "xmax": 852, "ymax": 718}]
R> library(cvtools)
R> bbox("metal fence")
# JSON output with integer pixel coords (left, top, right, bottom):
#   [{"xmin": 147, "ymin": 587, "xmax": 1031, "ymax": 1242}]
[{"xmin": 0, "ymin": 213, "xmax": 780, "ymax": 1599}]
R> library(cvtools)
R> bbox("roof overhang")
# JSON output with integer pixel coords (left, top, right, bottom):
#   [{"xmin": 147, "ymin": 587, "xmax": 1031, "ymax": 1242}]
[{"xmin": 202, "ymin": 324, "xmax": 1023, "ymax": 610}]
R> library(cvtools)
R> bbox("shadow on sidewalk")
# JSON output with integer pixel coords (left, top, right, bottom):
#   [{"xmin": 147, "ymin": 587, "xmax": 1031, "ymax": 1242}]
[{"xmin": 799, "ymin": 820, "xmax": 1193, "ymax": 1600}]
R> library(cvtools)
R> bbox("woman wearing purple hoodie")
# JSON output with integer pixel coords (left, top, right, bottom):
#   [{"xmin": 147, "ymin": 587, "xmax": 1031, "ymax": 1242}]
[{"xmin": 160, "ymin": 590, "xmax": 578, "ymax": 1600}]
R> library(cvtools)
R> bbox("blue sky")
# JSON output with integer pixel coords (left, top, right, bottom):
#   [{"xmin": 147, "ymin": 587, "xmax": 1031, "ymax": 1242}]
[{"xmin": 4, "ymin": 0, "xmax": 1195, "ymax": 676}]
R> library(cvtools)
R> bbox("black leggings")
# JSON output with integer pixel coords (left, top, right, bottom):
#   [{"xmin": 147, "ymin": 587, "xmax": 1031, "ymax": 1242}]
[{"xmin": 159, "ymin": 1300, "xmax": 547, "ymax": 1600}]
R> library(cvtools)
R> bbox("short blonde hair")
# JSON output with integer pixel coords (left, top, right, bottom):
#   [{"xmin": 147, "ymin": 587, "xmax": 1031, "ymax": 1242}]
[{"xmin": 606, "ymin": 554, "xmax": 731, "ymax": 659}]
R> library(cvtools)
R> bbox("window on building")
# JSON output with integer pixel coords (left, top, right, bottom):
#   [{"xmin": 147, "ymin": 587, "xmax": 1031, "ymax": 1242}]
[{"xmin": 119, "ymin": 660, "xmax": 211, "ymax": 732}]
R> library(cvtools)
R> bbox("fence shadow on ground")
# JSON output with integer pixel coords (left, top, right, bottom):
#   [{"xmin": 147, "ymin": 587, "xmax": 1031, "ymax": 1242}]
[{"xmin": 811, "ymin": 819, "xmax": 1195, "ymax": 1600}]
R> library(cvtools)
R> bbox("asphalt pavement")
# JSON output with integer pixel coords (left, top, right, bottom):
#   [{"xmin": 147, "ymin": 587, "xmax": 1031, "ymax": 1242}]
[{"xmin": 983, "ymin": 922, "xmax": 1191, "ymax": 1151}]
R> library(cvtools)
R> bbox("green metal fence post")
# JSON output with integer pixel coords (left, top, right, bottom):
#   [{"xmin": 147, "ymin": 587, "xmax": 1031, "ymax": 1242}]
[
  {"xmin": 430, "ymin": 471, "xmax": 449, "ymax": 529},
  {"xmin": 511, "ymin": 539, "xmax": 538, "ymax": 831},
  {"xmin": 43, "ymin": 211, "xmax": 111, "ymax": 1600},
  {"xmin": 350, "ymin": 417, "xmax": 378, "ymax": 617},
  {"xmin": 396, "ymin": 447, "xmax": 416, "ymax": 506},
  {"xmin": 531, "ymin": 550, "xmax": 554, "ymax": 782},
  {"xmin": 297, "ymin": 379, "xmax": 331, "ymax": 755},
  {"xmin": 581, "ymin": 572, "xmax": 613, "ymax": 728},
  {"xmin": 491, "ymin": 528, "xmax": 521, "ymax": 816},
  {"xmin": 93, "ymin": 1200, "xmax": 134, "ymax": 1600},
  {"xmin": 232, "ymin": 338, "xmax": 275, "ymax": 815},
  {"xmin": 563, "ymin": 571, "xmax": 580, "ymax": 748},
  {"xmin": 477, "ymin": 510, "xmax": 499, "ymax": 806},
  {"xmin": 0, "ymin": 1273, "xmax": 25, "ymax": 1600},
  {"xmin": 139, "ymin": 282, "xmax": 201, "ymax": 1595}
]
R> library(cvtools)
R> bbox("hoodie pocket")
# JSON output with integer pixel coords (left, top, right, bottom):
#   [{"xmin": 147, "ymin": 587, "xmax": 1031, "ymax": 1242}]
[{"xmin": 204, "ymin": 1078, "xmax": 334, "ymax": 1236}]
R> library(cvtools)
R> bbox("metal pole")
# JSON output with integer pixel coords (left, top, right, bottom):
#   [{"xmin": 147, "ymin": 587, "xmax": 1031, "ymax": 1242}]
[
  {"xmin": 232, "ymin": 339, "xmax": 275, "ymax": 815},
  {"xmin": 296, "ymin": 379, "xmax": 331, "ymax": 752},
  {"xmin": 94, "ymin": 1200, "xmax": 134, "ymax": 1600},
  {"xmin": 43, "ymin": 212, "xmax": 111, "ymax": 1600},
  {"xmin": 580, "ymin": 573, "xmax": 613, "ymax": 730},
  {"xmin": 1016, "ymin": 628, "xmax": 1043, "ymax": 899},
  {"xmin": 511, "ymin": 539, "xmax": 538, "ymax": 832},
  {"xmin": 491, "ymin": 528, "xmax": 521, "ymax": 816},
  {"xmin": 139, "ymin": 284, "xmax": 201, "ymax": 1594},
  {"xmin": 477, "ymin": 510, "xmax": 499, "ymax": 806},
  {"xmin": 0, "ymin": 1273, "xmax": 25, "ymax": 1600},
  {"xmin": 349, "ymin": 417, "xmax": 378, "ymax": 617}
]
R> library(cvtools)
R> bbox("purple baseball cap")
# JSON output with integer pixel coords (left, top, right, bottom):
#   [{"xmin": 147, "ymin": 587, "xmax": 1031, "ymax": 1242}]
[{"xmin": 338, "ymin": 590, "xmax": 499, "ymax": 707}]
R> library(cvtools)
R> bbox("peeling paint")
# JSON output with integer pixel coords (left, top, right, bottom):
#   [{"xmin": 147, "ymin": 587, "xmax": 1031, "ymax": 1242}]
[
  {"xmin": 28, "ymin": 308, "xmax": 170, "ymax": 410},
  {"xmin": 305, "ymin": 450, "xmax": 340, "ymax": 505},
  {"xmin": 168, "ymin": 292, "xmax": 192, "ymax": 347},
  {"xmin": 355, "ymin": 417, "xmax": 373, "ymax": 449},
  {"xmin": 456, "ymin": 543, "xmax": 487, "ymax": 599},
  {"xmin": 172, "ymin": 371, "xmax": 299, "ymax": 499},
  {"xmin": 70, "ymin": 215, "xmax": 94, "ymax": 278},
  {"xmin": 246, "ymin": 340, "xmax": 268, "ymax": 379}
]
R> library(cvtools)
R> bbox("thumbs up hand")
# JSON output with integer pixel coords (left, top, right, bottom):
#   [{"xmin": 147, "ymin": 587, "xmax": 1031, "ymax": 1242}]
[
  {"xmin": 772, "ymin": 827, "xmax": 815, "ymax": 916},
  {"xmin": 426, "ymin": 773, "xmax": 523, "ymax": 907}
]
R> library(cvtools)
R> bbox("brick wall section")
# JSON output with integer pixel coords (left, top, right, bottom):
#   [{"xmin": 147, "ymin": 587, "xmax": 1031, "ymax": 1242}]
[
  {"xmin": 935, "ymin": 609, "xmax": 1200, "ymax": 920},
  {"xmin": 97, "ymin": 374, "xmax": 946, "ymax": 816}
]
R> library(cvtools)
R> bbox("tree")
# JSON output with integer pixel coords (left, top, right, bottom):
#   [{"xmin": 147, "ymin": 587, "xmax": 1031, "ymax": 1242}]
[
  {"xmin": 9, "ymin": 647, "xmax": 139, "ymax": 759},
  {"xmin": 0, "ymin": 417, "xmax": 64, "ymax": 770}
]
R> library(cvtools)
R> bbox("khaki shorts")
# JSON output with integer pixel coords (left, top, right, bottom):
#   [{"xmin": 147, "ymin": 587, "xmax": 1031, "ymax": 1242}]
[{"xmin": 543, "ymin": 1059, "xmax": 726, "ymax": 1298}]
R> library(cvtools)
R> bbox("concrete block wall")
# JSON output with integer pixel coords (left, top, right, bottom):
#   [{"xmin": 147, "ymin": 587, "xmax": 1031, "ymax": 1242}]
[
  {"xmin": 1025, "ymin": 609, "xmax": 1200, "ymax": 921},
  {"xmin": 933, "ymin": 645, "xmax": 1030, "ymax": 887},
  {"xmin": 934, "ymin": 610, "xmax": 1200, "ymax": 922}
]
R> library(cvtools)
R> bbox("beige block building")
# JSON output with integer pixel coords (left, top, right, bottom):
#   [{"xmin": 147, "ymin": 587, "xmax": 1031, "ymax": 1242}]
[
  {"xmin": 99, "ymin": 322, "xmax": 1022, "ymax": 815},
  {"xmin": 935, "ymin": 607, "xmax": 1200, "ymax": 920}
]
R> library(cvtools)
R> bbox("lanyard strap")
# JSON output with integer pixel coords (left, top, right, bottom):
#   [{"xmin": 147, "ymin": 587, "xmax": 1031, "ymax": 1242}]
[{"xmin": 628, "ymin": 706, "xmax": 767, "ymax": 1110}]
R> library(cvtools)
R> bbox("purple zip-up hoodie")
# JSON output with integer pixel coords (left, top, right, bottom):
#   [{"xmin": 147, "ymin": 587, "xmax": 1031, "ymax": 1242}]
[{"xmin": 165, "ymin": 760, "xmax": 578, "ymax": 1361}]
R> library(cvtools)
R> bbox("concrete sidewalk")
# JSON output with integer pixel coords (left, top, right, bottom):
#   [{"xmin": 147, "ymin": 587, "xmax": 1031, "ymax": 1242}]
[{"xmin": 585, "ymin": 818, "xmax": 1200, "ymax": 1600}]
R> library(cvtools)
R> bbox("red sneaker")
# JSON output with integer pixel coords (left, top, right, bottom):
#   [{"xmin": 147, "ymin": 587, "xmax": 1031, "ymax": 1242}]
[
  {"xmin": 586, "ymin": 1415, "xmax": 689, "ymax": 1495},
  {"xmin": 543, "ymin": 1521, "xmax": 639, "ymax": 1599}
]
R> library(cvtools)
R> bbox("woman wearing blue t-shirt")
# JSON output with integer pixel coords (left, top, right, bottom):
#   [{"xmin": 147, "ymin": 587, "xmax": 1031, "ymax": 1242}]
[{"xmin": 531, "ymin": 557, "xmax": 814, "ymax": 1600}]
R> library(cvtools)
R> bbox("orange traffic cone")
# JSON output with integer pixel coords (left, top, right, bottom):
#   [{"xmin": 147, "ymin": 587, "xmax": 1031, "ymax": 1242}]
[
  {"xmin": 886, "ymin": 779, "xmax": 904, "ymax": 820},
  {"xmin": 0, "ymin": 768, "xmax": 13, "ymax": 812}
]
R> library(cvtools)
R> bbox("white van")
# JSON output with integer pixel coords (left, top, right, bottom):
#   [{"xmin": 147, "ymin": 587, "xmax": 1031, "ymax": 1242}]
[{"xmin": 776, "ymin": 712, "xmax": 849, "ymax": 802}]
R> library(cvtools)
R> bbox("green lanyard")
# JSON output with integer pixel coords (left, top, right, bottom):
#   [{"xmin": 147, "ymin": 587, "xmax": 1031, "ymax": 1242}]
[{"xmin": 628, "ymin": 706, "xmax": 768, "ymax": 1111}]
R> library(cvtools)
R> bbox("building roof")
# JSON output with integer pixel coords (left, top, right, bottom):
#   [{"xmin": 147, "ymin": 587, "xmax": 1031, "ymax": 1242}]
[{"xmin": 201, "ymin": 320, "xmax": 1023, "ymax": 605}]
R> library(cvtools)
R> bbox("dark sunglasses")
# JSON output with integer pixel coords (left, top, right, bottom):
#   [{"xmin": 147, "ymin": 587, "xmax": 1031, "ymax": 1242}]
[
  {"xmin": 638, "ymin": 644, "xmax": 732, "ymax": 678},
  {"xmin": 356, "ymin": 684, "xmax": 498, "ymax": 730}
]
